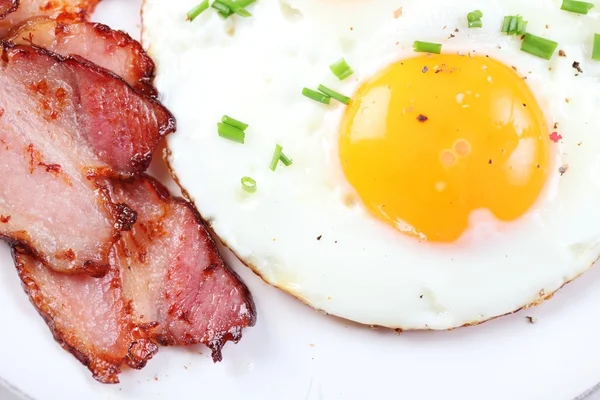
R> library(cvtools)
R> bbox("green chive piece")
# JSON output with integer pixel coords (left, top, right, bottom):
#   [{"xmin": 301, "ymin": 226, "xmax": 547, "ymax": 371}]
[
  {"xmin": 468, "ymin": 19, "xmax": 483, "ymax": 28},
  {"xmin": 501, "ymin": 15, "xmax": 527, "ymax": 35},
  {"xmin": 329, "ymin": 58, "xmax": 354, "ymax": 80},
  {"xmin": 413, "ymin": 41, "xmax": 442, "ymax": 54},
  {"xmin": 222, "ymin": 115, "xmax": 248, "ymax": 131},
  {"xmin": 188, "ymin": 0, "xmax": 210, "ymax": 20},
  {"xmin": 466, "ymin": 9, "xmax": 483, "ymax": 29},
  {"xmin": 467, "ymin": 10, "xmax": 483, "ymax": 22},
  {"xmin": 241, "ymin": 176, "xmax": 257, "ymax": 193},
  {"xmin": 501, "ymin": 16, "xmax": 512, "ymax": 32},
  {"xmin": 235, "ymin": 0, "xmax": 256, "ymax": 7},
  {"xmin": 317, "ymin": 84, "xmax": 351, "ymax": 105},
  {"xmin": 232, "ymin": 7, "xmax": 252, "ymax": 17},
  {"xmin": 217, "ymin": 122, "xmax": 245, "ymax": 143},
  {"xmin": 592, "ymin": 33, "xmax": 600, "ymax": 61},
  {"xmin": 302, "ymin": 88, "xmax": 331, "ymax": 105},
  {"xmin": 279, "ymin": 152, "xmax": 293, "ymax": 166},
  {"xmin": 217, "ymin": 0, "xmax": 252, "ymax": 16},
  {"xmin": 269, "ymin": 144, "xmax": 292, "ymax": 171},
  {"xmin": 561, "ymin": 0, "xmax": 594, "ymax": 14},
  {"xmin": 517, "ymin": 17, "xmax": 528, "ymax": 35},
  {"xmin": 508, "ymin": 15, "xmax": 518, "ymax": 33},
  {"xmin": 520, "ymin": 33, "xmax": 558, "ymax": 60},
  {"xmin": 270, "ymin": 144, "xmax": 283, "ymax": 171},
  {"xmin": 211, "ymin": 1, "xmax": 232, "ymax": 15}
]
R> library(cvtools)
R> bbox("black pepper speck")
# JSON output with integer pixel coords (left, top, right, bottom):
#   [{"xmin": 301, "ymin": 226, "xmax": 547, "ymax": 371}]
[
  {"xmin": 559, "ymin": 164, "xmax": 569, "ymax": 175},
  {"xmin": 417, "ymin": 114, "xmax": 428, "ymax": 122}
]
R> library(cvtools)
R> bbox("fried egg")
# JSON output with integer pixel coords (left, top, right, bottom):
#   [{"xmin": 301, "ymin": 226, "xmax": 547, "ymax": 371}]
[{"xmin": 142, "ymin": 0, "xmax": 600, "ymax": 329}]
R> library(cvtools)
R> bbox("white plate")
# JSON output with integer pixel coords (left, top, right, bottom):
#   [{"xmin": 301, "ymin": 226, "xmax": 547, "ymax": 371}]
[{"xmin": 2, "ymin": 1, "xmax": 600, "ymax": 399}]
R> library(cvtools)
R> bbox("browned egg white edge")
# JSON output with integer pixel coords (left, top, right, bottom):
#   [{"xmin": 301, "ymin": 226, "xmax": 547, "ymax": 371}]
[{"xmin": 139, "ymin": 3, "xmax": 597, "ymax": 333}]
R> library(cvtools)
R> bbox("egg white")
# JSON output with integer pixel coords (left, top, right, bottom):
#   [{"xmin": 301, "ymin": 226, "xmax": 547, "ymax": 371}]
[{"xmin": 143, "ymin": 0, "xmax": 600, "ymax": 329}]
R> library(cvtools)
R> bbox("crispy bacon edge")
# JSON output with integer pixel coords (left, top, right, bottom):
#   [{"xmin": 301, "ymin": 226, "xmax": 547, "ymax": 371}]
[
  {"xmin": 5, "ymin": 16, "xmax": 158, "ymax": 97},
  {"xmin": 14, "ymin": 246, "xmax": 158, "ymax": 383},
  {"xmin": 112, "ymin": 176, "xmax": 257, "ymax": 362},
  {"xmin": 159, "ymin": 182, "xmax": 257, "ymax": 361}
]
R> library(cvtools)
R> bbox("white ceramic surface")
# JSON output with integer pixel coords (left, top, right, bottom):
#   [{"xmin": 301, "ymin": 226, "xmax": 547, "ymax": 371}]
[{"xmin": 2, "ymin": 1, "xmax": 600, "ymax": 399}]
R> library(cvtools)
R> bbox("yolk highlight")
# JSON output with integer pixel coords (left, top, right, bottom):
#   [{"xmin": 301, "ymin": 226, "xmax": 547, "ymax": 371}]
[{"xmin": 339, "ymin": 54, "xmax": 550, "ymax": 242}]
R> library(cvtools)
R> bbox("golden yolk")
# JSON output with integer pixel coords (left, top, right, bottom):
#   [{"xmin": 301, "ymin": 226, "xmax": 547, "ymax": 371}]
[{"xmin": 339, "ymin": 54, "xmax": 551, "ymax": 242}]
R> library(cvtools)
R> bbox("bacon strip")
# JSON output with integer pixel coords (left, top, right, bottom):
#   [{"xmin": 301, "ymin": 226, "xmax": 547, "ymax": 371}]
[
  {"xmin": 13, "ymin": 176, "xmax": 255, "ymax": 382},
  {"xmin": 110, "ymin": 176, "xmax": 257, "ymax": 361},
  {"xmin": 14, "ymin": 247, "xmax": 158, "ymax": 384},
  {"xmin": 3, "ymin": 43, "xmax": 174, "ymax": 175},
  {"xmin": 0, "ymin": 0, "xmax": 17, "ymax": 20},
  {"xmin": 6, "ymin": 17, "xmax": 157, "ymax": 97},
  {"xmin": 0, "ymin": 43, "xmax": 173, "ymax": 274},
  {"xmin": 0, "ymin": 0, "xmax": 99, "ymax": 36}
]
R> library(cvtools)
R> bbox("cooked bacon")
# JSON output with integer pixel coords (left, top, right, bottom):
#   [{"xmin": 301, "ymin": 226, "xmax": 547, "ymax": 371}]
[
  {"xmin": 0, "ymin": 43, "xmax": 174, "ymax": 274},
  {"xmin": 0, "ymin": 0, "xmax": 17, "ymax": 20},
  {"xmin": 0, "ymin": 0, "xmax": 99, "ymax": 36},
  {"xmin": 14, "ymin": 247, "xmax": 158, "ymax": 384},
  {"xmin": 12, "ymin": 176, "xmax": 255, "ymax": 382},
  {"xmin": 6, "ymin": 17, "xmax": 157, "ymax": 97},
  {"xmin": 110, "ymin": 176, "xmax": 256, "ymax": 361},
  {"xmin": 3, "ymin": 43, "xmax": 174, "ymax": 175}
]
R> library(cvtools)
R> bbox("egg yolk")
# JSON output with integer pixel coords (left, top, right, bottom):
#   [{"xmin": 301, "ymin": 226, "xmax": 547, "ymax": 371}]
[{"xmin": 339, "ymin": 54, "xmax": 551, "ymax": 242}]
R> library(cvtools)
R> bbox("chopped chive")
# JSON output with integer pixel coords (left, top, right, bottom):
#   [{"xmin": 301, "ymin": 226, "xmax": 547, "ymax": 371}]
[
  {"xmin": 561, "ymin": 0, "xmax": 594, "ymax": 14},
  {"xmin": 188, "ymin": 0, "xmax": 209, "ymax": 20},
  {"xmin": 232, "ymin": 7, "xmax": 252, "ymax": 17},
  {"xmin": 211, "ymin": 1, "xmax": 232, "ymax": 15},
  {"xmin": 279, "ymin": 152, "xmax": 293, "ymax": 166},
  {"xmin": 517, "ymin": 17, "xmax": 527, "ymax": 35},
  {"xmin": 269, "ymin": 144, "xmax": 292, "ymax": 171},
  {"xmin": 222, "ymin": 115, "xmax": 248, "ymax": 131},
  {"xmin": 217, "ymin": 122, "xmax": 245, "ymax": 143},
  {"xmin": 501, "ymin": 15, "xmax": 527, "ymax": 35},
  {"xmin": 466, "ymin": 9, "xmax": 483, "ymax": 28},
  {"xmin": 592, "ymin": 33, "xmax": 600, "ymax": 61},
  {"xmin": 329, "ymin": 58, "xmax": 354, "ymax": 80},
  {"xmin": 302, "ymin": 88, "xmax": 331, "ymax": 104},
  {"xmin": 501, "ymin": 16, "xmax": 511, "ymax": 32},
  {"xmin": 467, "ymin": 10, "xmax": 483, "ymax": 22},
  {"xmin": 235, "ymin": 0, "xmax": 256, "ymax": 8},
  {"xmin": 270, "ymin": 144, "xmax": 282, "ymax": 171},
  {"xmin": 413, "ymin": 41, "xmax": 442, "ymax": 54},
  {"xmin": 520, "ymin": 33, "xmax": 558, "ymax": 60},
  {"xmin": 508, "ymin": 15, "xmax": 518, "ymax": 33},
  {"xmin": 241, "ymin": 176, "xmax": 257, "ymax": 193},
  {"xmin": 468, "ymin": 19, "xmax": 483, "ymax": 28},
  {"xmin": 317, "ymin": 84, "xmax": 351, "ymax": 105},
  {"xmin": 217, "ymin": 0, "xmax": 252, "ymax": 16}
]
